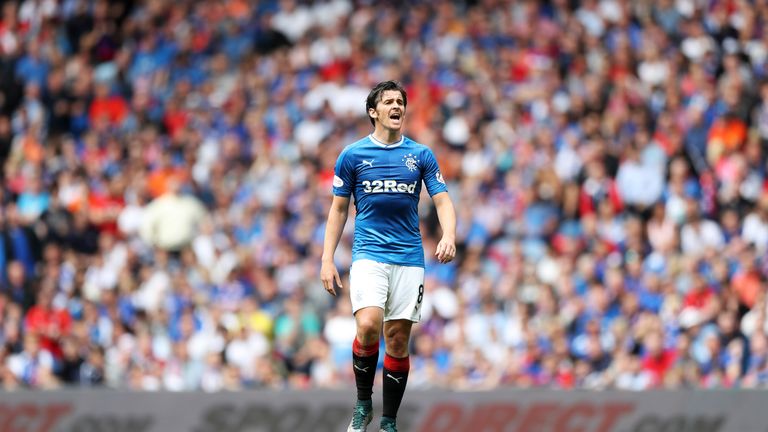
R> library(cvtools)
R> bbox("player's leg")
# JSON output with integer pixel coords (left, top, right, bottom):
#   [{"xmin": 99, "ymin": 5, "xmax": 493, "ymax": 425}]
[
  {"xmin": 380, "ymin": 319, "xmax": 412, "ymax": 432},
  {"xmin": 348, "ymin": 260, "xmax": 388, "ymax": 432},
  {"xmin": 379, "ymin": 265, "xmax": 424, "ymax": 432},
  {"xmin": 353, "ymin": 306, "xmax": 383, "ymax": 402}
]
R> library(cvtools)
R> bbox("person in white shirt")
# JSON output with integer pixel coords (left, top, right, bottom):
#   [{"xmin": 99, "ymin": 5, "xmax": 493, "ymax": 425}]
[
  {"xmin": 742, "ymin": 197, "xmax": 768, "ymax": 253},
  {"xmin": 139, "ymin": 179, "xmax": 208, "ymax": 252},
  {"xmin": 680, "ymin": 198, "xmax": 725, "ymax": 256},
  {"xmin": 616, "ymin": 145, "xmax": 664, "ymax": 213}
]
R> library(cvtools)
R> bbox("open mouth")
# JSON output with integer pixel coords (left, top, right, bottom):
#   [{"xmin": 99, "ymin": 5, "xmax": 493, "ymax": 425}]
[{"xmin": 390, "ymin": 113, "xmax": 401, "ymax": 120}]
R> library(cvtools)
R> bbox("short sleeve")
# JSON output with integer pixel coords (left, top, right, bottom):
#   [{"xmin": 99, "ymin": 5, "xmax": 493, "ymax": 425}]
[
  {"xmin": 333, "ymin": 148, "xmax": 355, "ymax": 197},
  {"xmin": 421, "ymin": 148, "xmax": 448, "ymax": 196}
]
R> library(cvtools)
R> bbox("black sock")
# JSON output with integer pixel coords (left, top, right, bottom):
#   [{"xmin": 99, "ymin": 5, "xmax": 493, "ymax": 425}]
[
  {"xmin": 352, "ymin": 338, "xmax": 379, "ymax": 401},
  {"xmin": 382, "ymin": 354, "xmax": 410, "ymax": 419}
]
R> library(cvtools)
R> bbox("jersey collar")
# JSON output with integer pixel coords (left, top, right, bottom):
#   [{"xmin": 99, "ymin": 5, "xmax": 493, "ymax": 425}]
[{"xmin": 369, "ymin": 134, "xmax": 404, "ymax": 148}]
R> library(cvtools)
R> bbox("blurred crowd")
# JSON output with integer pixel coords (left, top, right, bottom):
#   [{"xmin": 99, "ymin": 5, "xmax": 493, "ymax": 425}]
[{"xmin": 1, "ymin": 0, "xmax": 768, "ymax": 392}]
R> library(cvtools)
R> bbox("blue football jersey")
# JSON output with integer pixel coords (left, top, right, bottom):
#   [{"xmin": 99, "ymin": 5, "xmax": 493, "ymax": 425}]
[{"xmin": 333, "ymin": 134, "xmax": 448, "ymax": 267}]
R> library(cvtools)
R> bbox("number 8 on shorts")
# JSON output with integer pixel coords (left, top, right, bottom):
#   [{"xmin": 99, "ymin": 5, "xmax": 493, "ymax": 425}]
[{"xmin": 349, "ymin": 259, "xmax": 426, "ymax": 322}]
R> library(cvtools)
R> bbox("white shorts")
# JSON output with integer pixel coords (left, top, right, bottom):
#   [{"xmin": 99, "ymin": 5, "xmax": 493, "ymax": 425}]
[{"xmin": 349, "ymin": 259, "xmax": 425, "ymax": 322}]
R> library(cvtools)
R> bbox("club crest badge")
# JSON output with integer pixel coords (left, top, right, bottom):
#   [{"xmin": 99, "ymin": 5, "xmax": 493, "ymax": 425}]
[{"xmin": 402, "ymin": 153, "xmax": 419, "ymax": 172}]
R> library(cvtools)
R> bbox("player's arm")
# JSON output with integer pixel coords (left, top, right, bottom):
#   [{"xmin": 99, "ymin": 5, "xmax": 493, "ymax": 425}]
[
  {"xmin": 432, "ymin": 191, "xmax": 456, "ymax": 264},
  {"xmin": 320, "ymin": 195, "xmax": 350, "ymax": 296}
]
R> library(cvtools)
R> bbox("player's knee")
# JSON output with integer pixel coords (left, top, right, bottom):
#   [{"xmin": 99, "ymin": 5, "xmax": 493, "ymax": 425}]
[{"xmin": 356, "ymin": 320, "xmax": 381, "ymax": 344}]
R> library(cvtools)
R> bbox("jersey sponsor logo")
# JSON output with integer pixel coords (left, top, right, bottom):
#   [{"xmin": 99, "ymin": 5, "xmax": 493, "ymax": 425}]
[
  {"xmin": 360, "ymin": 159, "xmax": 374, "ymax": 168},
  {"xmin": 362, "ymin": 180, "xmax": 417, "ymax": 194},
  {"xmin": 333, "ymin": 175, "xmax": 344, "ymax": 187},
  {"xmin": 402, "ymin": 153, "xmax": 420, "ymax": 172},
  {"xmin": 436, "ymin": 172, "xmax": 445, "ymax": 184}
]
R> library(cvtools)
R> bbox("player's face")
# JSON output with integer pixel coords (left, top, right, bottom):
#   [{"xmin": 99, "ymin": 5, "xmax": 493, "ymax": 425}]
[{"xmin": 370, "ymin": 90, "xmax": 406, "ymax": 131}]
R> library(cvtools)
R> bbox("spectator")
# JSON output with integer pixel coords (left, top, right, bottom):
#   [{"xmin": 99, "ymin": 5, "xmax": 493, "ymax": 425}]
[
  {"xmin": 139, "ymin": 179, "xmax": 207, "ymax": 252},
  {"xmin": 6, "ymin": 333, "xmax": 55, "ymax": 387},
  {"xmin": 680, "ymin": 198, "xmax": 725, "ymax": 256},
  {"xmin": 24, "ymin": 285, "xmax": 71, "ymax": 359},
  {"xmin": 732, "ymin": 246, "xmax": 764, "ymax": 311},
  {"xmin": 743, "ymin": 196, "xmax": 768, "ymax": 252}
]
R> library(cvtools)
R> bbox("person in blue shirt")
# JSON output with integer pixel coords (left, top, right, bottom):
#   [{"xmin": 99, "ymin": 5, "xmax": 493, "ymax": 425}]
[{"xmin": 321, "ymin": 81, "xmax": 456, "ymax": 432}]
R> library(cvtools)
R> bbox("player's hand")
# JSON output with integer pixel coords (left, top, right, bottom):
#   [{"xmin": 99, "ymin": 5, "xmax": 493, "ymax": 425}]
[
  {"xmin": 435, "ymin": 236, "xmax": 456, "ymax": 264},
  {"xmin": 320, "ymin": 260, "xmax": 342, "ymax": 296}
]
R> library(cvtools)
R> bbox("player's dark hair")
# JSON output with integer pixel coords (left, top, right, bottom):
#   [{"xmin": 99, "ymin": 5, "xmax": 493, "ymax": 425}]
[{"xmin": 366, "ymin": 80, "xmax": 407, "ymax": 126}]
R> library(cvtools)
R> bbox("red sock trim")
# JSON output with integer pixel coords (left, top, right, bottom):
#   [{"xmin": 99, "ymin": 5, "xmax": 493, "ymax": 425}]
[
  {"xmin": 353, "ymin": 338, "xmax": 379, "ymax": 357},
  {"xmin": 383, "ymin": 354, "xmax": 410, "ymax": 372}
]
